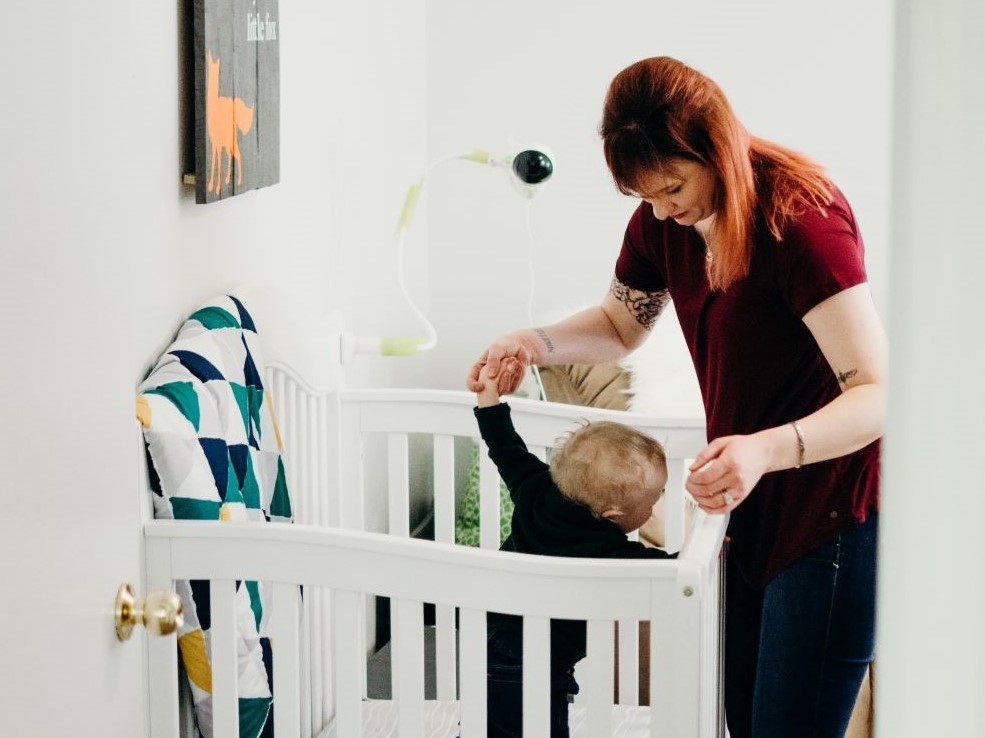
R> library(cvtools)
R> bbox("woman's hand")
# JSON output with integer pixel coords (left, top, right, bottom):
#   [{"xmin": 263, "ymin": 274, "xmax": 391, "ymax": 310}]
[
  {"xmin": 685, "ymin": 434, "xmax": 773, "ymax": 513},
  {"xmin": 466, "ymin": 334, "xmax": 537, "ymax": 395}
]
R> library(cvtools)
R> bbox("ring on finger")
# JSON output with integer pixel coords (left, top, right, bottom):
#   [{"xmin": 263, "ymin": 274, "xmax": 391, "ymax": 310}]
[{"xmin": 722, "ymin": 491, "xmax": 735, "ymax": 506}]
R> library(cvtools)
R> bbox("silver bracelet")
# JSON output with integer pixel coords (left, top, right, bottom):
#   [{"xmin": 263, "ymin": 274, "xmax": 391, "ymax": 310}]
[{"xmin": 791, "ymin": 421, "xmax": 806, "ymax": 468}]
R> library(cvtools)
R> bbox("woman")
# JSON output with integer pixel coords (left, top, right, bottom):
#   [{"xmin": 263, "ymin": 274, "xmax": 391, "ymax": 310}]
[{"xmin": 467, "ymin": 56, "xmax": 885, "ymax": 738}]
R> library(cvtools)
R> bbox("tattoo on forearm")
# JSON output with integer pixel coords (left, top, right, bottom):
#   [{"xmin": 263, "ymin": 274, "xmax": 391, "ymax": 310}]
[
  {"xmin": 609, "ymin": 278, "xmax": 669, "ymax": 330},
  {"xmin": 837, "ymin": 368, "xmax": 858, "ymax": 386},
  {"xmin": 535, "ymin": 328, "xmax": 555, "ymax": 354}
]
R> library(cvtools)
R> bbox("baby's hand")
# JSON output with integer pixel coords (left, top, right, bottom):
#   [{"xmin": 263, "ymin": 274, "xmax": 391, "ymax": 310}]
[{"xmin": 475, "ymin": 363, "xmax": 504, "ymax": 408}]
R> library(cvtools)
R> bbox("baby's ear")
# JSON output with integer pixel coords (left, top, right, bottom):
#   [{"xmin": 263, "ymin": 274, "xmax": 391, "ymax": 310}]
[{"xmin": 600, "ymin": 507, "xmax": 623, "ymax": 520}]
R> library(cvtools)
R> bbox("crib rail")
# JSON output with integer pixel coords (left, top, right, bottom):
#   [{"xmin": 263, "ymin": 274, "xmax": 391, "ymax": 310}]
[
  {"xmin": 268, "ymin": 362, "xmax": 705, "ymax": 542},
  {"xmin": 333, "ymin": 386, "xmax": 706, "ymax": 548},
  {"xmin": 145, "ymin": 511, "xmax": 726, "ymax": 738}
]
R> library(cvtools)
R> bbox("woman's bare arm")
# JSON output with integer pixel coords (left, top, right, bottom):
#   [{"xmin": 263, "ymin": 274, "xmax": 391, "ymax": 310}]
[{"xmin": 466, "ymin": 278, "xmax": 669, "ymax": 393}]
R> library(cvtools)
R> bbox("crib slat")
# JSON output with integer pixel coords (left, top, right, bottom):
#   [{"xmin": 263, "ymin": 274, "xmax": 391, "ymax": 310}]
[
  {"xmin": 306, "ymin": 394, "xmax": 320, "ymax": 525},
  {"xmin": 286, "ymin": 382, "xmax": 301, "ymax": 514},
  {"xmin": 618, "ymin": 619, "xmax": 640, "ymax": 704},
  {"xmin": 300, "ymin": 587, "xmax": 313, "ymax": 738},
  {"xmin": 664, "ymin": 457, "xmax": 687, "ymax": 552},
  {"xmin": 338, "ymin": 397, "xmax": 364, "ymax": 529},
  {"xmin": 299, "ymin": 391, "xmax": 311, "ymax": 523},
  {"xmin": 273, "ymin": 582, "xmax": 301, "ymax": 737},
  {"xmin": 432, "ymin": 434, "xmax": 458, "ymax": 699},
  {"xmin": 433, "ymin": 434, "xmax": 455, "ymax": 543},
  {"xmin": 323, "ymin": 388, "xmax": 344, "ymax": 528},
  {"xmin": 584, "ymin": 619, "xmax": 615, "ymax": 736},
  {"xmin": 432, "ymin": 435, "xmax": 455, "ymax": 543},
  {"xmin": 333, "ymin": 589, "xmax": 363, "ymax": 738},
  {"xmin": 358, "ymin": 596, "xmax": 370, "ymax": 700},
  {"xmin": 392, "ymin": 598, "xmax": 425, "ymax": 738},
  {"xmin": 478, "ymin": 445, "xmax": 500, "ymax": 549},
  {"xmin": 300, "ymin": 393, "xmax": 326, "ymax": 736},
  {"xmin": 458, "ymin": 608, "xmax": 487, "ymax": 737},
  {"xmin": 271, "ymin": 369, "xmax": 291, "ymax": 492},
  {"xmin": 210, "ymin": 579, "xmax": 238, "ymax": 738},
  {"xmin": 307, "ymin": 393, "xmax": 320, "ymax": 526},
  {"xmin": 309, "ymin": 585, "xmax": 324, "ymax": 734},
  {"xmin": 434, "ymin": 605, "xmax": 457, "ymax": 700},
  {"xmin": 388, "ymin": 433, "xmax": 410, "ymax": 537},
  {"xmin": 318, "ymin": 394, "xmax": 340, "ymax": 735},
  {"xmin": 522, "ymin": 616, "xmax": 551, "ymax": 737},
  {"xmin": 321, "ymin": 589, "xmax": 337, "ymax": 730}
]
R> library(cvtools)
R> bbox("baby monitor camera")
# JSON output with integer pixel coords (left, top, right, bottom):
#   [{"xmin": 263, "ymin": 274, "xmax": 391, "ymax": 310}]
[
  {"xmin": 499, "ymin": 145, "xmax": 554, "ymax": 198},
  {"xmin": 511, "ymin": 148, "xmax": 554, "ymax": 185}
]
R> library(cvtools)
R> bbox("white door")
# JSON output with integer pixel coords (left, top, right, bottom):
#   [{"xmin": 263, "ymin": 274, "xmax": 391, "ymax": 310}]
[
  {"xmin": 1, "ymin": 3, "xmax": 151, "ymax": 735},
  {"xmin": 0, "ymin": 383, "xmax": 151, "ymax": 737},
  {"xmin": 0, "ymin": 232, "xmax": 151, "ymax": 732}
]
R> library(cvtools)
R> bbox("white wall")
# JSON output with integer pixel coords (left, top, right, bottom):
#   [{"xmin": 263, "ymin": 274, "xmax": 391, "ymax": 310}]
[
  {"xmin": 126, "ymin": 2, "xmax": 430, "ymax": 392},
  {"xmin": 423, "ymin": 0, "xmax": 894, "ymax": 393},
  {"xmin": 0, "ymin": 2, "xmax": 426, "ymax": 734},
  {"xmin": 879, "ymin": 1, "xmax": 985, "ymax": 735}
]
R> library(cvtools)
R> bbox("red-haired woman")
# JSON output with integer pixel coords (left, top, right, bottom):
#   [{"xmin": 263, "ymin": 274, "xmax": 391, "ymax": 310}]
[{"xmin": 467, "ymin": 56, "xmax": 885, "ymax": 738}]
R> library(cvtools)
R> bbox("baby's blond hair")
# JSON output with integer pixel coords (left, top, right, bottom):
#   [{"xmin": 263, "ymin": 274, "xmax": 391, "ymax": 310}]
[{"xmin": 549, "ymin": 420, "xmax": 666, "ymax": 517}]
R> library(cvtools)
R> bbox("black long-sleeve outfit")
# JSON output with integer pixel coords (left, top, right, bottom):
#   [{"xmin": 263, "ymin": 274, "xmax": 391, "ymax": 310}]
[{"xmin": 475, "ymin": 402, "xmax": 673, "ymax": 669}]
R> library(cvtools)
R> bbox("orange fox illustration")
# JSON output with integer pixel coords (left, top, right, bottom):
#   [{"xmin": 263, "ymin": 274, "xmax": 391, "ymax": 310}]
[{"xmin": 206, "ymin": 50, "xmax": 255, "ymax": 196}]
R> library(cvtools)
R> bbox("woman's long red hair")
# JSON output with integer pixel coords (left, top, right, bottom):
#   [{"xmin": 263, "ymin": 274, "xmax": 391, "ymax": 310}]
[{"xmin": 599, "ymin": 57, "xmax": 832, "ymax": 291}]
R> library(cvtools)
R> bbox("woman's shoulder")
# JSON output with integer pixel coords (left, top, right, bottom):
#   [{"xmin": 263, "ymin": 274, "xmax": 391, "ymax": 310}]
[
  {"xmin": 758, "ymin": 182, "xmax": 868, "ymax": 313},
  {"xmin": 785, "ymin": 183, "xmax": 859, "ymax": 243}
]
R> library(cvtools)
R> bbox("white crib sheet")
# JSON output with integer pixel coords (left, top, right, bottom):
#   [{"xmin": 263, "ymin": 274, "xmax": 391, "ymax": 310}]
[{"xmin": 318, "ymin": 699, "xmax": 652, "ymax": 738}]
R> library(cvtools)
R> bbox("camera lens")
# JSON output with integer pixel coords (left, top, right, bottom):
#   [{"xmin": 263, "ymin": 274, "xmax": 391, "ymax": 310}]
[{"xmin": 512, "ymin": 150, "xmax": 553, "ymax": 185}]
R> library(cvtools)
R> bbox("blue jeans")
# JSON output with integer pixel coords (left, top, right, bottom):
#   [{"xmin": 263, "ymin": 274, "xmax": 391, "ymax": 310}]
[
  {"xmin": 486, "ymin": 628, "xmax": 579, "ymax": 737},
  {"xmin": 724, "ymin": 513, "xmax": 878, "ymax": 738}
]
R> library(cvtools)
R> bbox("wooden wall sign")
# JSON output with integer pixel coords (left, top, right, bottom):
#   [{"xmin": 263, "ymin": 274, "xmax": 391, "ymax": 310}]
[{"xmin": 193, "ymin": 0, "xmax": 280, "ymax": 203}]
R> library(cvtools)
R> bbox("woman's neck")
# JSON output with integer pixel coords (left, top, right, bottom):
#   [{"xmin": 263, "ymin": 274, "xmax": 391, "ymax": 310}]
[
  {"xmin": 694, "ymin": 215, "xmax": 715, "ymax": 239},
  {"xmin": 694, "ymin": 215, "xmax": 716, "ymax": 261}
]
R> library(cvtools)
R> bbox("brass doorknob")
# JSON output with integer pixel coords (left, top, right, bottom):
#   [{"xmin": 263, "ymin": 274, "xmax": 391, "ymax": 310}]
[{"xmin": 114, "ymin": 583, "xmax": 184, "ymax": 641}]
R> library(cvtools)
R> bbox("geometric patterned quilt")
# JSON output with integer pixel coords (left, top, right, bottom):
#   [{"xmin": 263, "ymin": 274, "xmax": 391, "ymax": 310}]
[{"xmin": 137, "ymin": 294, "xmax": 293, "ymax": 738}]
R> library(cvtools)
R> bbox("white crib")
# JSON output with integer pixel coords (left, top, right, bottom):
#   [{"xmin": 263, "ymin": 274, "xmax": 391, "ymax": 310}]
[{"xmin": 143, "ymin": 361, "xmax": 728, "ymax": 738}]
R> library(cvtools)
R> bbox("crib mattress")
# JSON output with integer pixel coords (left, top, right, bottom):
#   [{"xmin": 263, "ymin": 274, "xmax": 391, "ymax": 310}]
[{"xmin": 318, "ymin": 698, "xmax": 651, "ymax": 738}]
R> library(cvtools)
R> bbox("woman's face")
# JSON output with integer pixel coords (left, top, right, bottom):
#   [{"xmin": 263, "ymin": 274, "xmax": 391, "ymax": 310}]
[{"xmin": 635, "ymin": 159, "xmax": 718, "ymax": 228}]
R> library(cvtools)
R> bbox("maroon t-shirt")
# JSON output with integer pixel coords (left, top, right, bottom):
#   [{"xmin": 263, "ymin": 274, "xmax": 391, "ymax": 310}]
[{"xmin": 615, "ymin": 188, "xmax": 880, "ymax": 587}]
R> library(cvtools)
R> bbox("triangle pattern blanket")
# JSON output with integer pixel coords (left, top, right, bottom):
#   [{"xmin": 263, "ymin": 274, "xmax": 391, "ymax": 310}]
[{"xmin": 137, "ymin": 294, "xmax": 293, "ymax": 738}]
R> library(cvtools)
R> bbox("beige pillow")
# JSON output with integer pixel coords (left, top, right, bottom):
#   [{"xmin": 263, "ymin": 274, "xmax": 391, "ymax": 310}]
[{"xmin": 537, "ymin": 361, "xmax": 630, "ymax": 411}]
